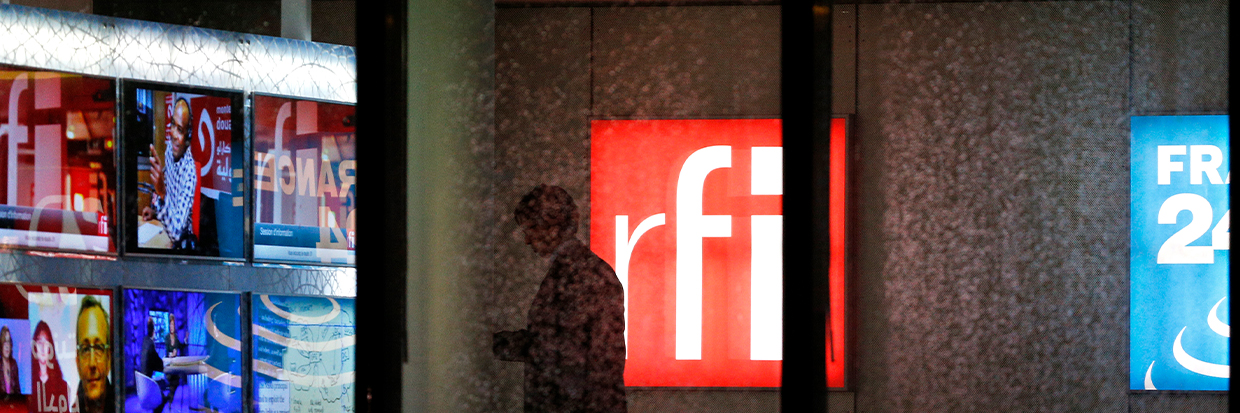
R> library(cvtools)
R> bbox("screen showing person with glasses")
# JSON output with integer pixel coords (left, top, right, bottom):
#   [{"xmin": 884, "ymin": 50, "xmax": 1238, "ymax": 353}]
[{"xmin": 19, "ymin": 285, "xmax": 114, "ymax": 413}]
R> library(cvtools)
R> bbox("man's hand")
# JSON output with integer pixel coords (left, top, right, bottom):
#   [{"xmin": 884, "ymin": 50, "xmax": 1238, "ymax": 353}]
[
  {"xmin": 141, "ymin": 206, "xmax": 156, "ymax": 221},
  {"xmin": 149, "ymin": 143, "xmax": 165, "ymax": 198}
]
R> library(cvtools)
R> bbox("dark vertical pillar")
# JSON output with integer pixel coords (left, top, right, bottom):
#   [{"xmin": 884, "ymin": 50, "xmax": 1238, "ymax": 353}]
[
  {"xmin": 355, "ymin": 1, "xmax": 406, "ymax": 412},
  {"xmin": 782, "ymin": 0, "xmax": 830, "ymax": 411}
]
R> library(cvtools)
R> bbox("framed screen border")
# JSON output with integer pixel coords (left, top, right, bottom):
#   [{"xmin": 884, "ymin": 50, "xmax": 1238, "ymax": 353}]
[
  {"xmin": 249, "ymin": 92, "xmax": 356, "ymax": 268},
  {"xmin": 119, "ymin": 79, "xmax": 248, "ymax": 262},
  {"xmin": 0, "ymin": 63, "xmax": 121, "ymax": 257}
]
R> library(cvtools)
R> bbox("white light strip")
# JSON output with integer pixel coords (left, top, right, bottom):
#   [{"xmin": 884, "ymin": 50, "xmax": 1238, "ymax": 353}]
[
  {"xmin": 750, "ymin": 215, "xmax": 782, "ymax": 361},
  {"xmin": 675, "ymin": 145, "xmax": 732, "ymax": 360},
  {"xmin": 751, "ymin": 147, "xmax": 782, "ymax": 195},
  {"xmin": 0, "ymin": 4, "xmax": 355, "ymax": 103}
]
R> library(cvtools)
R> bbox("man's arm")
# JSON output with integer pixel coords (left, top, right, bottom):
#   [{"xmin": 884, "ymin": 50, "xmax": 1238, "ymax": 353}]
[{"xmin": 141, "ymin": 144, "xmax": 164, "ymax": 221}]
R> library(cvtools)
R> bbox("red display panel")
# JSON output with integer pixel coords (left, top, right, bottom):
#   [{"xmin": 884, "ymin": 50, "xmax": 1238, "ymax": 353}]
[
  {"xmin": 251, "ymin": 95, "xmax": 356, "ymax": 266},
  {"xmin": 591, "ymin": 119, "xmax": 783, "ymax": 387},
  {"xmin": 591, "ymin": 118, "xmax": 851, "ymax": 388},
  {"xmin": 0, "ymin": 66, "xmax": 117, "ymax": 253},
  {"xmin": 827, "ymin": 116, "xmax": 848, "ymax": 389},
  {"xmin": 0, "ymin": 283, "xmax": 115, "ymax": 413}
]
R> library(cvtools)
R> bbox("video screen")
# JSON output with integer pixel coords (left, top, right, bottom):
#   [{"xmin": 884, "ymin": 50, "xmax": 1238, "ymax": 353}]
[
  {"xmin": 0, "ymin": 66, "xmax": 117, "ymax": 253},
  {"xmin": 251, "ymin": 294, "xmax": 355, "ymax": 413},
  {"xmin": 251, "ymin": 95, "xmax": 355, "ymax": 266},
  {"xmin": 122, "ymin": 289, "xmax": 242, "ymax": 413},
  {"xmin": 0, "ymin": 283, "xmax": 114, "ymax": 413},
  {"xmin": 123, "ymin": 83, "xmax": 244, "ymax": 259}
]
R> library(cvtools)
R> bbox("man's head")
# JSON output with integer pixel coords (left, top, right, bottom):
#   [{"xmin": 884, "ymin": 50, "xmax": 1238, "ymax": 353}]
[
  {"xmin": 146, "ymin": 317, "xmax": 155, "ymax": 338},
  {"xmin": 514, "ymin": 185, "xmax": 578, "ymax": 257},
  {"xmin": 76, "ymin": 296, "xmax": 110, "ymax": 400},
  {"xmin": 170, "ymin": 97, "xmax": 192, "ymax": 161}
]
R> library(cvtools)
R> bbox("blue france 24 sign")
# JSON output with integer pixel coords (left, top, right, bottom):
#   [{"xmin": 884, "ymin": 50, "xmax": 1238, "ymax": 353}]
[{"xmin": 1130, "ymin": 115, "xmax": 1229, "ymax": 391}]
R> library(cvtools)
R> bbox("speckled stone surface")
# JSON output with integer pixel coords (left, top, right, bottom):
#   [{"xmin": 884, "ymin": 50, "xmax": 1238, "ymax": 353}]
[
  {"xmin": 0, "ymin": 4, "xmax": 355, "ymax": 103},
  {"xmin": 850, "ymin": 1, "xmax": 1221, "ymax": 412}
]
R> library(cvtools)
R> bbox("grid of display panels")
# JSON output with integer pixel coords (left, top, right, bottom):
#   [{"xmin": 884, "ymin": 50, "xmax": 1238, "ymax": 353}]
[
  {"xmin": 1, "ymin": 65, "xmax": 356, "ymax": 268},
  {"xmin": 1, "ymin": 283, "xmax": 358, "ymax": 413}
]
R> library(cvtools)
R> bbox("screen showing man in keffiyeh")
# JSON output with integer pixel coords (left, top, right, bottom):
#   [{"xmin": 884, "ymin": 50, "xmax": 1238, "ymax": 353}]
[
  {"xmin": 130, "ymin": 88, "xmax": 244, "ymax": 258},
  {"xmin": 141, "ymin": 97, "xmax": 197, "ymax": 247}
]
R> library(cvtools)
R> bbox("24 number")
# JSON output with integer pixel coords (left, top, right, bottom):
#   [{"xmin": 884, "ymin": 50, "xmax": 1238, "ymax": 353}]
[{"xmin": 1157, "ymin": 193, "xmax": 1230, "ymax": 264}]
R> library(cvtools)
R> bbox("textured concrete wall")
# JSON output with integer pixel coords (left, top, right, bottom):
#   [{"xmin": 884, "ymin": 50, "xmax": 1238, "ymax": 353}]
[{"xmin": 851, "ymin": 1, "xmax": 1227, "ymax": 412}]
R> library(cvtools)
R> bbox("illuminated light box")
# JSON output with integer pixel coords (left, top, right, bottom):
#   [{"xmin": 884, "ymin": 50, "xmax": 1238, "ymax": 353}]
[
  {"xmin": 826, "ymin": 116, "xmax": 850, "ymax": 390},
  {"xmin": 121, "ymin": 288, "xmax": 243, "ymax": 413},
  {"xmin": 251, "ymin": 94, "xmax": 356, "ymax": 266},
  {"xmin": 591, "ymin": 119, "xmax": 783, "ymax": 387},
  {"xmin": 251, "ymin": 294, "xmax": 355, "ymax": 413},
  {"xmin": 1130, "ymin": 115, "xmax": 1229, "ymax": 391},
  {"xmin": 592, "ymin": 118, "xmax": 854, "ymax": 387},
  {"xmin": 0, "ymin": 65, "xmax": 117, "ymax": 254},
  {"xmin": 122, "ymin": 81, "xmax": 245, "ymax": 259},
  {"xmin": 0, "ymin": 283, "xmax": 114, "ymax": 413}
]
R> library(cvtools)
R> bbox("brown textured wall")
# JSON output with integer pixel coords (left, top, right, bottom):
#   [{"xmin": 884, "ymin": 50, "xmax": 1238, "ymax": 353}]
[{"xmin": 852, "ymin": 1, "xmax": 1227, "ymax": 412}]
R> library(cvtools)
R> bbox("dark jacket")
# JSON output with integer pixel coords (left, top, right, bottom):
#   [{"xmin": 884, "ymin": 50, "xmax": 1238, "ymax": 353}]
[
  {"xmin": 502, "ymin": 238, "xmax": 627, "ymax": 413},
  {"xmin": 140, "ymin": 336, "xmax": 163, "ymax": 377}
]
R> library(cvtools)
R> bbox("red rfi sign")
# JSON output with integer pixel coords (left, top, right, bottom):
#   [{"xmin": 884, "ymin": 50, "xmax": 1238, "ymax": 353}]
[{"xmin": 590, "ymin": 118, "xmax": 849, "ymax": 388}]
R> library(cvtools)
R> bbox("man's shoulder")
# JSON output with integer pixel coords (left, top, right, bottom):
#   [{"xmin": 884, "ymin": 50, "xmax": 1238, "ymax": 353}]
[{"xmin": 558, "ymin": 242, "xmax": 622, "ymax": 291}]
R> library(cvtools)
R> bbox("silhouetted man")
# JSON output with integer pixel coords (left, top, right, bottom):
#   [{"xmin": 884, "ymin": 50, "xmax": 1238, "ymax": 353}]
[
  {"xmin": 494, "ymin": 185, "xmax": 627, "ymax": 412},
  {"xmin": 140, "ymin": 317, "xmax": 163, "ymax": 378}
]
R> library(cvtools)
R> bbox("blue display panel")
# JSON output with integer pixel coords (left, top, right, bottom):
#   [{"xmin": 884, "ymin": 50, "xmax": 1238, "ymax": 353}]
[
  {"xmin": 251, "ymin": 294, "xmax": 354, "ymax": 413},
  {"xmin": 1130, "ymin": 115, "xmax": 1229, "ymax": 391},
  {"xmin": 122, "ymin": 288, "xmax": 243, "ymax": 413}
]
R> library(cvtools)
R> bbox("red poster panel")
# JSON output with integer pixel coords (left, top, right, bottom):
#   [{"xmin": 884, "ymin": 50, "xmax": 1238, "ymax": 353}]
[
  {"xmin": 251, "ymin": 95, "xmax": 356, "ymax": 266},
  {"xmin": 591, "ymin": 119, "xmax": 783, "ymax": 387},
  {"xmin": 591, "ymin": 118, "xmax": 851, "ymax": 388},
  {"xmin": 0, "ymin": 66, "xmax": 117, "ymax": 254},
  {"xmin": 827, "ymin": 116, "xmax": 848, "ymax": 389}
]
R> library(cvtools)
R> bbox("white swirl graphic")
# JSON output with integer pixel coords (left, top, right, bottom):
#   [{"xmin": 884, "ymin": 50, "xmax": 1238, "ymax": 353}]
[
  {"xmin": 206, "ymin": 302, "xmax": 242, "ymax": 351},
  {"xmin": 1207, "ymin": 297, "xmax": 1229, "ymax": 338},
  {"xmin": 253, "ymin": 359, "xmax": 355, "ymax": 387},
  {"xmin": 197, "ymin": 108, "xmax": 215, "ymax": 177},
  {"xmin": 204, "ymin": 363, "xmax": 242, "ymax": 388},
  {"xmin": 1172, "ymin": 326, "xmax": 1229, "ymax": 378},
  {"xmin": 260, "ymin": 295, "xmax": 341, "ymax": 325},
  {"xmin": 252, "ymin": 323, "xmax": 355, "ymax": 352},
  {"xmin": 1144, "ymin": 361, "xmax": 1157, "ymax": 390}
]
